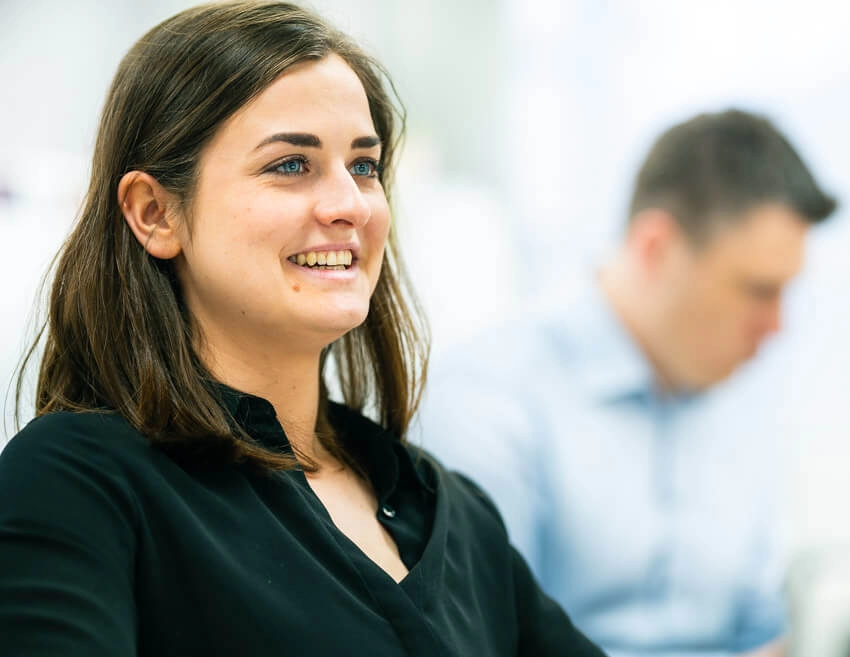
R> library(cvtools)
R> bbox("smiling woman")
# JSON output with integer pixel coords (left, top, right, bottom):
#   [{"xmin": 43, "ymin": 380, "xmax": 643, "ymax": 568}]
[
  {"xmin": 0, "ymin": 2, "xmax": 603, "ymax": 656},
  {"xmin": 19, "ymin": 4, "xmax": 413, "ymax": 474},
  {"xmin": 118, "ymin": 54, "xmax": 396, "ymax": 435}
]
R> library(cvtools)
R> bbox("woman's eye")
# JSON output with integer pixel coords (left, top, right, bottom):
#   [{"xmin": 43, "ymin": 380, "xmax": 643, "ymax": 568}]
[
  {"xmin": 350, "ymin": 160, "xmax": 379, "ymax": 178},
  {"xmin": 274, "ymin": 158, "xmax": 308, "ymax": 175}
]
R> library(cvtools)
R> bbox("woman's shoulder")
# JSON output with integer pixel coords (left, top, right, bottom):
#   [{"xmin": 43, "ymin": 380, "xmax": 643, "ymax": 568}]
[
  {"xmin": 5, "ymin": 410, "xmax": 146, "ymax": 455},
  {"xmin": 1, "ymin": 411, "xmax": 158, "ymax": 486},
  {"xmin": 0, "ymin": 411, "xmax": 151, "ymax": 547}
]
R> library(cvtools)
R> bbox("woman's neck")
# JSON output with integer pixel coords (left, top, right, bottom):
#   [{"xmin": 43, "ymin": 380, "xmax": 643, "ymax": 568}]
[{"xmin": 202, "ymin": 340, "xmax": 328, "ymax": 464}]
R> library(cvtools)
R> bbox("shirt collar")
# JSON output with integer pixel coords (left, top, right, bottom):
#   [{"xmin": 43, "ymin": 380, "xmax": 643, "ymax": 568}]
[
  {"xmin": 327, "ymin": 403, "xmax": 436, "ymax": 499},
  {"xmin": 539, "ymin": 271, "xmax": 657, "ymax": 403},
  {"xmin": 212, "ymin": 382, "xmax": 433, "ymax": 497}
]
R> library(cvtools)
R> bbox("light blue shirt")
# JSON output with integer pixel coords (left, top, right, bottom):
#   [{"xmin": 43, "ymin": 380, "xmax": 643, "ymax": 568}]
[{"xmin": 418, "ymin": 274, "xmax": 787, "ymax": 657}]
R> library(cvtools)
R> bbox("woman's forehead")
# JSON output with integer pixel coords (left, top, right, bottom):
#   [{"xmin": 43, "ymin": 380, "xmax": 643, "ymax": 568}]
[{"xmin": 216, "ymin": 55, "xmax": 376, "ymax": 148}]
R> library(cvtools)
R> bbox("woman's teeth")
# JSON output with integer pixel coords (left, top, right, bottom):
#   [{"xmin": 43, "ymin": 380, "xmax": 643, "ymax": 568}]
[{"xmin": 288, "ymin": 250, "xmax": 353, "ymax": 270}]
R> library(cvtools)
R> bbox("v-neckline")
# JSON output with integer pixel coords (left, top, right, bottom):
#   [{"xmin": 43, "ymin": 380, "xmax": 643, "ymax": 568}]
[
  {"xmin": 303, "ymin": 465, "xmax": 411, "ymax": 583},
  {"xmin": 291, "ymin": 454, "xmax": 447, "ymax": 596}
]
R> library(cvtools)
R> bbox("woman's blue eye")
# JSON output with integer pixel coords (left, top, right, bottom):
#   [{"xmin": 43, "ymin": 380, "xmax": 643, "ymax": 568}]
[
  {"xmin": 350, "ymin": 161, "xmax": 378, "ymax": 177},
  {"xmin": 276, "ymin": 158, "xmax": 306, "ymax": 175}
]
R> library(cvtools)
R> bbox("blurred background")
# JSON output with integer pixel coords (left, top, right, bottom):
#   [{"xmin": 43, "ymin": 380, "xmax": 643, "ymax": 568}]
[{"xmin": 2, "ymin": 0, "xmax": 850, "ymax": 623}]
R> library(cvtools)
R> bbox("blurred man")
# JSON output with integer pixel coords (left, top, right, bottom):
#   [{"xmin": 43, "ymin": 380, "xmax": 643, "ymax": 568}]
[{"xmin": 419, "ymin": 109, "xmax": 837, "ymax": 657}]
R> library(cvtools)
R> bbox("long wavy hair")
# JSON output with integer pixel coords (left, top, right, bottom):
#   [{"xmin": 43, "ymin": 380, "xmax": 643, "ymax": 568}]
[{"xmin": 15, "ymin": 1, "xmax": 429, "ymax": 471}]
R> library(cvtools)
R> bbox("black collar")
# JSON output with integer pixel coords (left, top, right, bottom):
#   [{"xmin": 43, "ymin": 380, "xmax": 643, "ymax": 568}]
[{"xmin": 211, "ymin": 383, "xmax": 434, "ymax": 500}]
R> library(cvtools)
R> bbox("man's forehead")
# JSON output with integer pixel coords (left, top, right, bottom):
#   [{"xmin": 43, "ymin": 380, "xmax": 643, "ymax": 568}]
[
  {"xmin": 692, "ymin": 207, "xmax": 806, "ymax": 281},
  {"xmin": 700, "ymin": 205, "xmax": 807, "ymax": 250}
]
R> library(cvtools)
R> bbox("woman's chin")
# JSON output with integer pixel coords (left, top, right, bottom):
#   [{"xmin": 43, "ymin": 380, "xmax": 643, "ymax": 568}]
[{"xmin": 308, "ymin": 306, "xmax": 370, "ymax": 340}]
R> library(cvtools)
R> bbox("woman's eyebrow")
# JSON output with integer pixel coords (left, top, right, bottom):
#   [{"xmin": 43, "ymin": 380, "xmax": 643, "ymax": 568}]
[
  {"xmin": 254, "ymin": 132, "xmax": 321, "ymax": 150},
  {"xmin": 351, "ymin": 135, "xmax": 380, "ymax": 149},
  {"xmin": 253, "ymin": 133, "xmax": 380, "ymax": 150}
]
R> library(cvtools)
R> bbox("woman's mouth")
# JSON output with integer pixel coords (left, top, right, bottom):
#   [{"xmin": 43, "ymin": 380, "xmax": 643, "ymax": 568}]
[{"xmin": 287, "ymin": 249, "xmax": 354, "ymax": 271}]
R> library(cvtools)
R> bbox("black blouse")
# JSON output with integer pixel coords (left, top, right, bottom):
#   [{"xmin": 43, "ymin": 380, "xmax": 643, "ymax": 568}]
[{"xmin": 0, "ymin": 389, "xmax": 604, "ymax": 657}]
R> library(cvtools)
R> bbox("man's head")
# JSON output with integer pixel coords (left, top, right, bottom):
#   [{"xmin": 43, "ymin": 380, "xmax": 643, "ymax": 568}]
[{"xmin": 616, "ymin": 109, "xmax": 836, "ymax": 391}]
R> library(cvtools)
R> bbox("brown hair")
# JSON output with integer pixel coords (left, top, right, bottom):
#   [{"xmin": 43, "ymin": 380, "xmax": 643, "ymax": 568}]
[
  {"xmin": 628, "ymin": 108, "xmax": 837, "ymax": 244},
  {"xmin": 15, "ymin": 1, "xmax": 429, "ymax": 470}
]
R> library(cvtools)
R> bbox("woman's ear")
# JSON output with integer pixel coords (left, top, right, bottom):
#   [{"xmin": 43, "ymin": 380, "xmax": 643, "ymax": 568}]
[{"xmin": 118, "ymin": 171, "xmax": 183, "ymax": 259}]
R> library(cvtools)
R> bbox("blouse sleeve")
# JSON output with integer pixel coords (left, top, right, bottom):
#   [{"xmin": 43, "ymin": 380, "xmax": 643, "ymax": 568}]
[
  {"xmin": 512, "ymin": 543, "xmax": 607, "ymax": 657},
  {"xmin": 0, "ymin": 414, "xmax": 139, "ymax": 656}
]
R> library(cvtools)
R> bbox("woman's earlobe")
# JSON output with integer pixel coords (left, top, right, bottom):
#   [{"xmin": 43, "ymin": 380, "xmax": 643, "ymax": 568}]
[{"xmin": 118, "ymin": 171, "xmax": 183, "ymax": 259}]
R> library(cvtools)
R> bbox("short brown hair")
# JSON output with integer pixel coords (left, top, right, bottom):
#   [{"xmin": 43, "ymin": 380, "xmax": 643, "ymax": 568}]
[
  {"xmin": 629, "ymin": 109, "xmax": 837, "ymax": 243},
  {"xmin": 16, "ymin": 1, "xmax": 429, "ymax": 471}
]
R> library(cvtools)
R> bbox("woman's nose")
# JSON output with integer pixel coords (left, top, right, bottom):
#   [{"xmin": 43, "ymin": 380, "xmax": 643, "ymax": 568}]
[{"xmin": 312, "ymin": 165, "xmax": 371, "ymax": 228}]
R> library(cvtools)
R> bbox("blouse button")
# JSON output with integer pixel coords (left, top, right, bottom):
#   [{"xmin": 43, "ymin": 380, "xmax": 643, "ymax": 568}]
[{"xmin": 380, "ymin": 504, "xmax": 396, "ymax": 519}]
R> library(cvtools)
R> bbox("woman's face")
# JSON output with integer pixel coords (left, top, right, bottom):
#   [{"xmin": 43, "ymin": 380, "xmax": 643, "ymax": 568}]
[{"xmin": 175, "ymin": 54, "xmax": 390, "ymax": 354}]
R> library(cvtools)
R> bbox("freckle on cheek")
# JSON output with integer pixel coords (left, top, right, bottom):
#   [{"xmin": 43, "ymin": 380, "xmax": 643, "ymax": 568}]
[{"xmin": 292, "ymin": 283, "xmax": 300, "ymax": 292}]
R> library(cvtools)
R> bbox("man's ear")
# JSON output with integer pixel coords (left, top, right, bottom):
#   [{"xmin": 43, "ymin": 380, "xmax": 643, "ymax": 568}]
[
  {"xmin": 627, "ymin": 208, "xmax": 683, "ymax": 273},
  {"xmin": 118, "ymin": 171, "xmax": 183, "ymax": 259}
]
